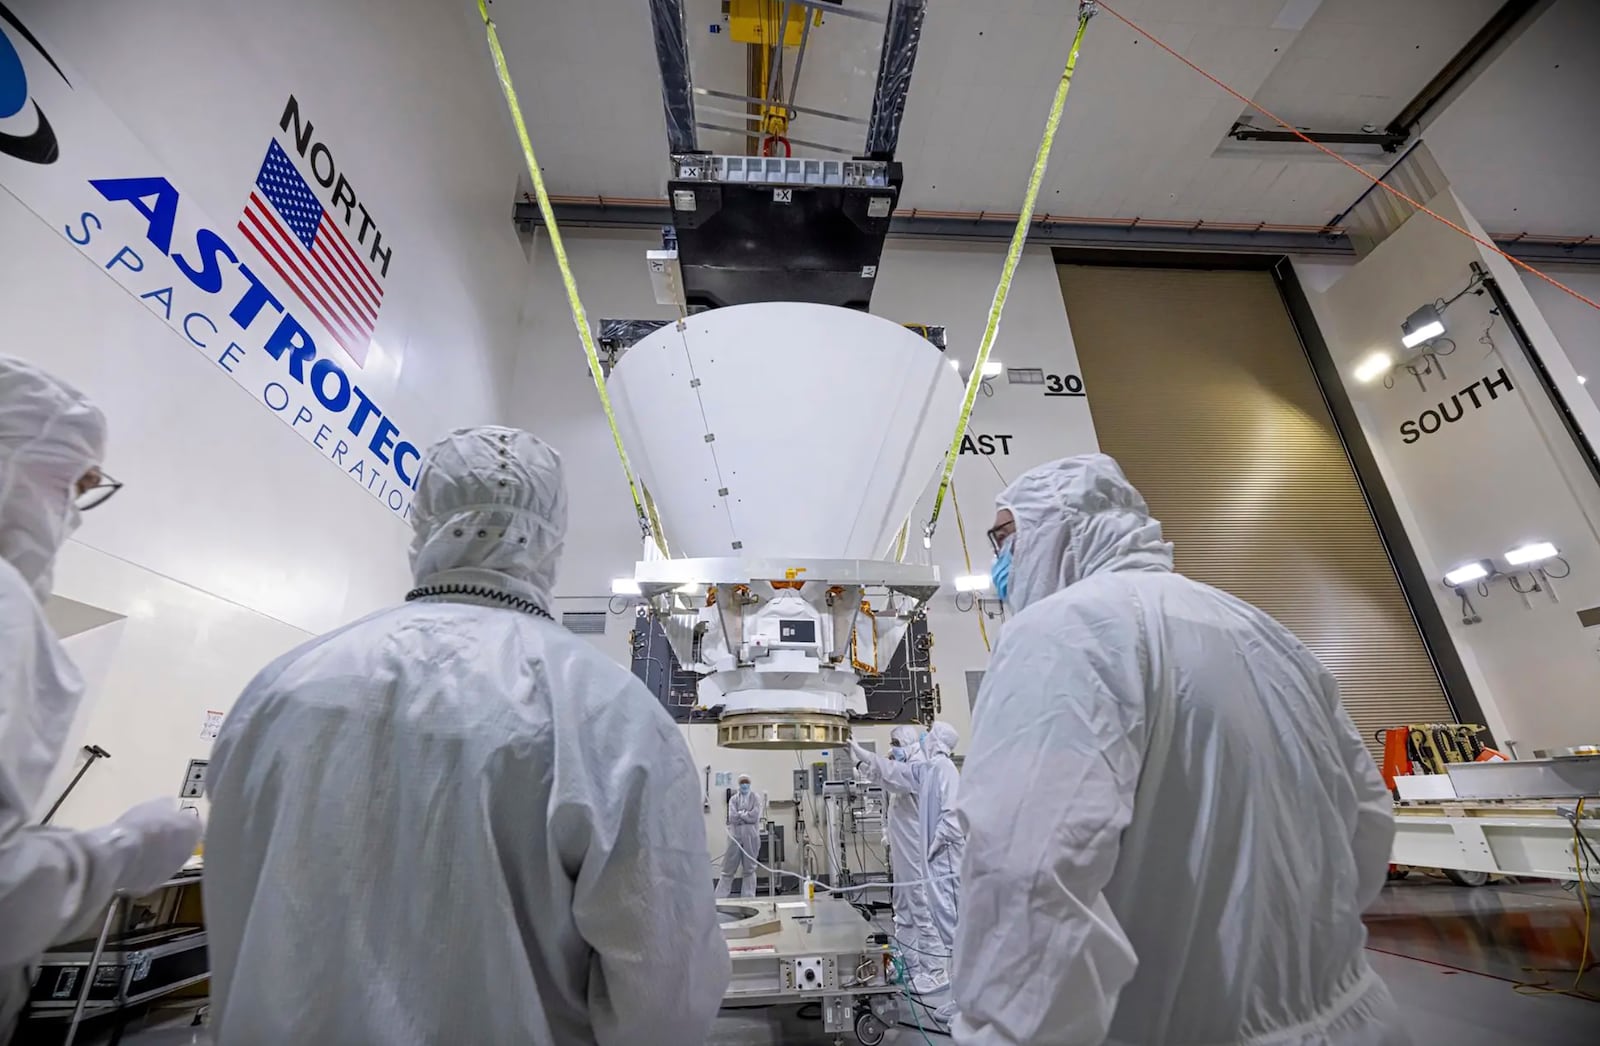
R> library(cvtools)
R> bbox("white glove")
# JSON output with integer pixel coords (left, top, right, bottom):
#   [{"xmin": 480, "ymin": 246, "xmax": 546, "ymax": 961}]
[
  {"xmin": 849, "ymin": 739, "xmax": 872, "ymax": 764},
  {"xmin": 96, "ymin": 798, "xmax": 203, "ymax": 897}
]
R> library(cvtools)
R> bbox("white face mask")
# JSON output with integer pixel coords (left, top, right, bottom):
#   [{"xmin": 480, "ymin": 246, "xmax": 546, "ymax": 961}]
[{"xmin": 0, "ymin": 475, "xmax": 80, "ymax": 600}]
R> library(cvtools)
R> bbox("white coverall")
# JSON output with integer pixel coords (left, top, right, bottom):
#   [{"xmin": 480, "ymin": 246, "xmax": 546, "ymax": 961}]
[
  {"xmin": 953, "ymin": 454, "xmax": 1406, "ymax": 1046},
  {"xmin": 919, "ymin": 722, "xmax": 964, "ymax": 959},
  {"xmin": 203, "ymin": 427, "xmax": 730, "ymax": 1046},
  {"xmin": 0, "ymin": 358, "xmax": 201, "ymax": 1040},
  {"xmin": 716, "ymin": 783, "xmax": 764, "ymax": 898},
  {"xmin": 850, "ymin": 726, "xmax": 939, "ymax": 979}
]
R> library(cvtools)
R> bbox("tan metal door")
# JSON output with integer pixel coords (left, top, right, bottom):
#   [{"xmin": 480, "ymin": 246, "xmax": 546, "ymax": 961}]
[{"xmin": 1059, "ymin": 265, "xmax": 1452, "ymax": 751}]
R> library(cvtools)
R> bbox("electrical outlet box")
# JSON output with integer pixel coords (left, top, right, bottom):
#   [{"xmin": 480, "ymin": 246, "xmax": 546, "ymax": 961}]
[
  {"xmin": 179, "ymin": 759, "xmax": 208, "ymax": 799},
  {"xmin": 792, "ymin": 768, "xmax": 809, "ymax": 796},
  {"xmin": 811, "ymin": 763, "xmax": 826, "ymax": 795}
]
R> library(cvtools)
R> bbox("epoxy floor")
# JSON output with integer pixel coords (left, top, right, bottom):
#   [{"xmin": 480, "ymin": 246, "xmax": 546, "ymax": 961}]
[{"xmin": 35, "ymin": 879, "xmax": 1599, "ymax": 1045}]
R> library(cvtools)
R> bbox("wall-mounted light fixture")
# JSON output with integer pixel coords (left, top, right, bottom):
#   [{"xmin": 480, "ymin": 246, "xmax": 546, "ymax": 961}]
[
  {"xmin": 1357, "ymin": 272, "xmax": 1488, "ymax": 389},
  {"xmin": 1504, "ymin": 541, "xmax": 1558, "ymax": 567},
  {"xmin": 953, "ymin": 573, "xmax": 997, "ymax": 614},
  {"xmin": 1442, "ymin": 560, "xmax": 1491, "ymax": 587},
  {"xmin": 952, "ymin": 359, "xmax": 1004, "ymax": 384},
  {"xmin": 1401, "ymin": 303, "xmax": 1446, "ymax": 349},
  {"xmin": 1439, "ymin": 541, "xmax": 1570, "ymax": 624},
  {"xmin": 1354, "ymin": 351, "xmax": 1395, "ymax": 384}
]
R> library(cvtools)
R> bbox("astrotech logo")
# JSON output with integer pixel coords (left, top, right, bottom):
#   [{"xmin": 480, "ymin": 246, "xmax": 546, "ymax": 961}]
[{"xmin": 0, "ymin": 2, "xmax": 70, "ymax": 165}]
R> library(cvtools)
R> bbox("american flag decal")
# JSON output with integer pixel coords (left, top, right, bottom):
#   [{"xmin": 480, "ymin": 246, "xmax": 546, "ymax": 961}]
[{"xmin": 238, "ymin": 140, "xmax": 383, "ymax": 366}]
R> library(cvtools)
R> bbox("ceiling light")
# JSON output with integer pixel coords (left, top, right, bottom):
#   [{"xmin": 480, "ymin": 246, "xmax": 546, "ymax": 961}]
[
  {"xmin": 1443, "ymin": 561, "xmax": 1490, "ymax": 587},
  {"xmin": 611, "ymin": 577, "xmax": 642, "ymax": 596},
  {"xmin": 1505, "ymin": 541, "xmax": 1558, "ymax": 566},
  {"xmin": 1354, "ymin": 351, "xmax": 1393, "ymax": 384},
  {"xmin": 1579, "ymin": 376, "xmax": 1588, "ymax": 385},
  {"xmin": 980, "ymin": 360, "xmax": 1003, "ymax": 378},
  {"xmin": 1401, "ymin": 303, "xmax": 1445, "ymax": 349},
  {"xmin": 953, "ymin": 574, "xmax": 992, "ymax": 593},
  {"xmin": 948, "ymin": 357, "xmax": 960, "ymax": 371}
]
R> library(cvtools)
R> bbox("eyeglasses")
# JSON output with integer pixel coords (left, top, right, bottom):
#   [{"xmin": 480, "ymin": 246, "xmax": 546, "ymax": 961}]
[
  {"xmin": 75, "ymin": 469, "xmax": 123, "ymax": 511},
  {"xmin": 986, "ymin": 520, "xmax": 1016, "ymax": 555}
]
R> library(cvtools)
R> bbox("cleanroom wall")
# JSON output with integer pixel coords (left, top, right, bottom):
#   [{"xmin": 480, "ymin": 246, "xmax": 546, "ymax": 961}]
[
  {"xmin": 1, "ymin": 0, "xmax": 530, "ymax": 825},
  {"xmin": 1307, "ymin": 189, "xmax": 1600, "ymax": 751}
]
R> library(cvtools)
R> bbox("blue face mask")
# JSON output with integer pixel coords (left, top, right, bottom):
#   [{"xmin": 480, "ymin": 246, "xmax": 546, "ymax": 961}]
[
  {"xmin": 738, "ymin": 782, "xmax": 751, "ymax": 794},
  {"xmin": 890, "ymin": 746, "xmax": 906, "ymax": 761},
  {"xmin": 991, "ymin": 545, "xmax": 1013, "ymax": 602}
]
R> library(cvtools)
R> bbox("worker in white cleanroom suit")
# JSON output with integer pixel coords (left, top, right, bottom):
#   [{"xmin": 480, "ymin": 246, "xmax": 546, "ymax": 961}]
[
  {"xmin": 920, "ymin": 721, "xmax": 964, "ymax": 965},
  {"xmin": 0, "ymin": 357, "xmax": 201, "ymax": 1042},
  {"xmin": 716, "ymin": 772, "xmax": 764, "ymax": 898},
  {"xmin": 850, "ymin": 725, "xmax": 942, "ymax": 988},
  {"xmin": 204, "ymin": 427, "xmax": 730, "ymax": 1046},
  {"xmin": 952, "ymin": 454, "xmax": 1406, "ymax": 1046}
]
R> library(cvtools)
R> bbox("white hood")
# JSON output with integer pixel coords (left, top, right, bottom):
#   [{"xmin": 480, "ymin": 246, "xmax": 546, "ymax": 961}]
[
  {"xmin": 926, "ymin": 721, "xmax": 959, "ymax": 758},
  {"xmin": 995, "ymin": 454, "xmax": 1174, "ymax": 614},
  {"xmin": 0, "ymin": 355, "xmax": 106, "ymax": 600},
  {"xmin": 408, "ymin": 427, "xmax": 568, "ymax": 610},
  {"xmin": 891, "ymin": 723, "xmax": 926, "ymax": 765}
]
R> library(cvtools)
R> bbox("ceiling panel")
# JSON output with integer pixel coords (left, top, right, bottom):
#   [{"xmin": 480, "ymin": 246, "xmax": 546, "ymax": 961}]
[
  {"xmin": 1424, "ymin": 0, "xmax": 1600, "ymax": 236},
  {"xmin": 484, "ymin": 0, "xmax": 1595, "ymax": 237},
  {"xmin": 1250, "ymin": 0, "xmax": 1502, "ymax": 130}
]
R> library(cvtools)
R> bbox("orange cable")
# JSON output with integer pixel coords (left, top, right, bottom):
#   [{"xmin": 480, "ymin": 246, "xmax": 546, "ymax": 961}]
[{"xmin": 1093, "ymin": 0, "xmax": 1600, "ymax": 314}]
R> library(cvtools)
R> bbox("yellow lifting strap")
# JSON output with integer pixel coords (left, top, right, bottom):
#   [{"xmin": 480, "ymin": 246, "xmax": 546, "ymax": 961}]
[
  {"xmin": 923, "ymin": 4, "xmax": 1096, "ymax": 545},
  {"xmin": 476, "ymin": 0, "xmax": 665, "ymax": 556}
]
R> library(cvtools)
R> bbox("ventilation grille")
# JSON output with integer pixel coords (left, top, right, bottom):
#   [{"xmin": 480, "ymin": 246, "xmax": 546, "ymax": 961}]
[{"xmin": 562, "ymin": 612, "xmax": 607, "ymax": 635}]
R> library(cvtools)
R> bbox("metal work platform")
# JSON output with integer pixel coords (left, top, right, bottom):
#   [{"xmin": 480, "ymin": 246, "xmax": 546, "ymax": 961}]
[
  {"xmin": 721, "ymin": 896, "xmax": 904, "ymax": 1044},
  {"xmin": 1390, "ymin": 757, "xmax": 1599, "ymax": 882},
  {"xmin": 1392, "ymin": 799, "xmax": 1599, "ymax": 882}
]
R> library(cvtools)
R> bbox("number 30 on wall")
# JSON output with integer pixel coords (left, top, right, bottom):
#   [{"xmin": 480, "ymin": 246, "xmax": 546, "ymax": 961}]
[{"xmin": 1044, "ymin": 374, "xmax": 1085, "ymax": 398}]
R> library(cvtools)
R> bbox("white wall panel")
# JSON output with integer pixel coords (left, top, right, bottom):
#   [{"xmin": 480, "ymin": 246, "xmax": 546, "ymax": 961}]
[
  {"xmin": 1520, "ymin": 267, "xmax": 1600, "ymax": 415},
  {"xmin": 2, "ymin": 0, "xmax": 529, "ymax": 825},
  {"xmin": 1308, "ymin": 190, "xmax": 1600, "ymax": 751}
]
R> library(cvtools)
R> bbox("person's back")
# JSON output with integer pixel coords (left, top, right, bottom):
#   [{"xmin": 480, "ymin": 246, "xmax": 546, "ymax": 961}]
[
  {"xmin": 203, "ymin": 428, "xmax": 729, "ymax": 1046},
  {"xmin": 1079, "ymin": 568, "xmax": 1393, "ymax": 1043},
  {"xmin": 954, "ymin": 455, "xmax": 1402, "ymax": 1046}
]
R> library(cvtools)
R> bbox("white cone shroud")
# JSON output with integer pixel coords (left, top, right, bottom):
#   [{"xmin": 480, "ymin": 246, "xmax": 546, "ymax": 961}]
[{"xmin": 607, "ymin": 303, "xmax": 965, "ymax": 559}]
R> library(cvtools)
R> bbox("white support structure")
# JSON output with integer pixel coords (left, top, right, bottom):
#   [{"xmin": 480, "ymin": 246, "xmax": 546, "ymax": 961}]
[{"xmin": 1391, "ymin": 801, "xmax": 1599, "ymax": 881}]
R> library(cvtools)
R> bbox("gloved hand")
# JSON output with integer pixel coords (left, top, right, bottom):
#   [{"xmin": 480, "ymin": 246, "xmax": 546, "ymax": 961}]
[
  {"xmin": 95, "ymin": 798, "xmax": 203, "ymax": 897},
  {"xmin": 849, "ymin": 739, "xmax": 873, "ymax": 765}
]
